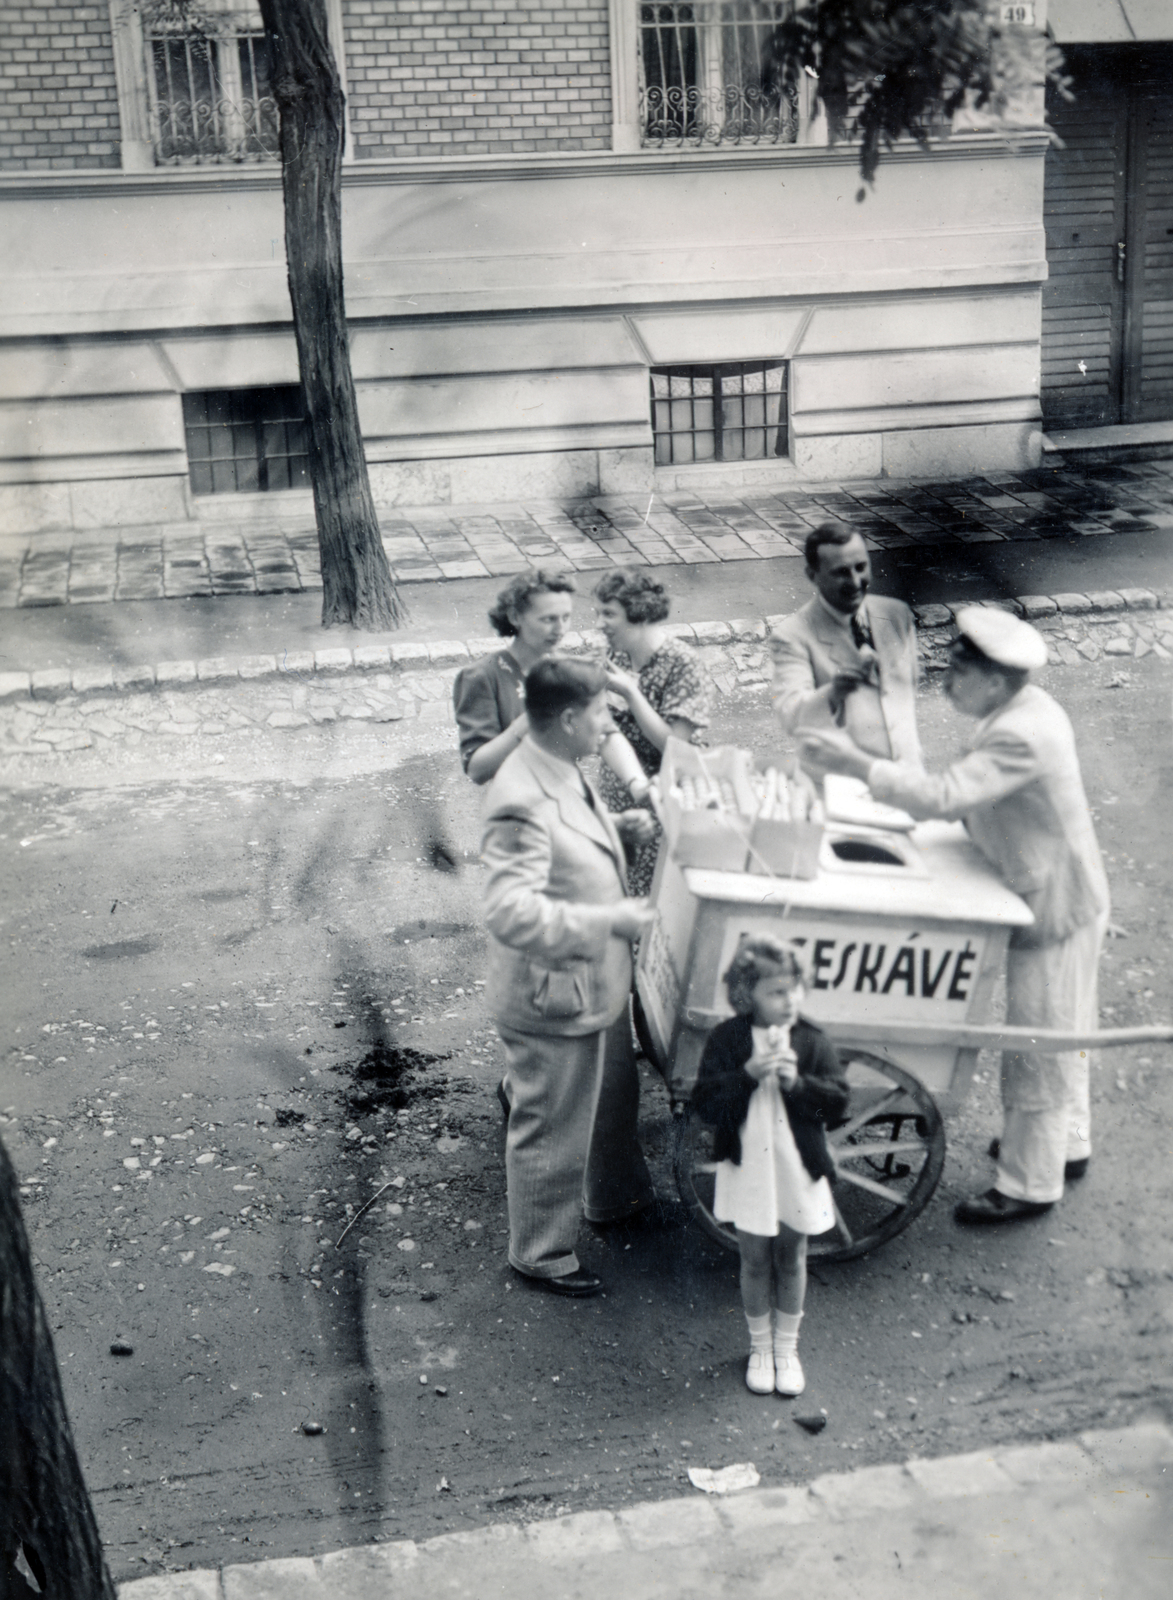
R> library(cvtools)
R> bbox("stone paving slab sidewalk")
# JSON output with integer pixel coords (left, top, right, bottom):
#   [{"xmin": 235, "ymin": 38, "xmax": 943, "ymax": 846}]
[
  {"xmin": 6, "ymin": 457, "xmax": 1173, "ymax": 608},
  {"xmin": 115, "ymin": 1421, "xmax": 1173, "ymax": 1600},
  {"xmin": 0, "ymin": 587, "xmax": 1168, "ymax": 763}
]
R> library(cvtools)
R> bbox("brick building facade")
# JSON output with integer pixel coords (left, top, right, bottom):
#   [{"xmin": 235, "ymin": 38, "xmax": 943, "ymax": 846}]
[
  {"xmin": 0, "ymin": 0, "xmax": 120, "ymax": 171},
  {"xmin": 343, "ymin": 0, "xmax": 612, "ymax": 159},
  {"xmin": 3, "ymin": 1, "xmax": 1167, "ymax": 537},
  {"xmin": 0, "ymin": 1, "xmax": 613, "ymax": 171}
]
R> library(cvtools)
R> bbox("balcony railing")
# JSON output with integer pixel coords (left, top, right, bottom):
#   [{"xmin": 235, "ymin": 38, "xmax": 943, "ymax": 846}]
[
  {"xmin": 144, "ymin": 6, "xmax": 278, "ymax": 166},
  {"xmin": 639, "ymin": 1, "xmax": 801, "ymax": 149}
]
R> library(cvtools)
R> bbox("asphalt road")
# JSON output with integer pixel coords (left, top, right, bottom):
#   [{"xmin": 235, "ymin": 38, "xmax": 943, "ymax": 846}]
[{"xmin": 2, "ymin": 661, "xmax": 1172, "ymax": 1584}]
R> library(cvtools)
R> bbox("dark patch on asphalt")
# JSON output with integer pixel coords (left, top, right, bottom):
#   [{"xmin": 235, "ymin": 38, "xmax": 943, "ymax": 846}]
[
  {"xmin": 428, "ymin": 839, "xmax": 459, "ymax": 873},
  {"xmin": 274, "ymin": 1107, "xmax": 305, "ymax": 1128},
  {"xmin": 80, "ymin": 936, "xmax": 159, "ymax": 959},
  {"xmin": 340, "ymin": 1040, "xmax": 449, "ymax": 1115},
  {"xmin": 384, "ymin": 919, "xmax": 472, "ymax": 943}
]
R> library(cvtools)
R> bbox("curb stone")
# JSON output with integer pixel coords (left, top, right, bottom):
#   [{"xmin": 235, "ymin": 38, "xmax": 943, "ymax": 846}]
[
  {"xmin": 0, "ymin": 589, "xmax": 1167, "ymax": 708},
  {"xmin": 3, "ymin": 592, "xmax": 1171, "ymax": 759},
  {"xmin": 115, "ymin": 1424, "xmax": 1173, "ymax": 1599}
]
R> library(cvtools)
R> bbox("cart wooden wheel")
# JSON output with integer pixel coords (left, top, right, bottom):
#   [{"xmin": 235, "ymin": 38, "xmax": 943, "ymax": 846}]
[
  {"xmin": 673, "ymin": 1049, "xmax": 946, "ymax": 1263},
  {"xmin": 815, "ymin": 1050, "xmax": 946, "ymax": 1262}
]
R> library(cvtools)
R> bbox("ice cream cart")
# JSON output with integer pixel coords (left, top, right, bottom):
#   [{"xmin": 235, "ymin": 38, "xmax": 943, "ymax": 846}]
[{"xmin": 635, "ymin": 746, "xmax": 1172, "ymax": 1262}]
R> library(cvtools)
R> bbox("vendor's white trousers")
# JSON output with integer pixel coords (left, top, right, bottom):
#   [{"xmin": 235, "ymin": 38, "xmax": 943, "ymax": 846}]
[{"xmin": 995, "ymin": 912, "xmax": 1108, "ymax": 1204}]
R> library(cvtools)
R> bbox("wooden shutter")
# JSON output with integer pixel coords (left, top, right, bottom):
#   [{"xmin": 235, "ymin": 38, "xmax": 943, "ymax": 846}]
[
  {"xmin": 1133, "ymin": 54, "xmax": 1173, "ymax": 421},
  {"xmin": 1041, "ymin": 66, "xmax": 1128, "ymax": 428}
]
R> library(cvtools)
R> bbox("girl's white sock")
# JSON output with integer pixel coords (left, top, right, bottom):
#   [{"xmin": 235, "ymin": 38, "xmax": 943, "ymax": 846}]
[
  {"xmin": 745, "ymin": 1311, "xmax": 773, "ymax": 1352},
  {"xmin": 773, "ymin": 1310, "xmax": 803, "ymax": 1353}
]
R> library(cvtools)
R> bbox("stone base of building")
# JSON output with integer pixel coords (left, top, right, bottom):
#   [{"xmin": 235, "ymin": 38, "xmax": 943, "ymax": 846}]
[
  {"xmin": 0, "ymin": 448, "xmax": 658, "ymax": 536},
  {"xmin": 0, "ymin": 423, "xmax": 1046, "ymax": 539}
]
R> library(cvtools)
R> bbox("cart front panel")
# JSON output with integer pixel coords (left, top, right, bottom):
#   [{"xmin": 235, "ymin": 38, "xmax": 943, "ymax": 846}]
[{"xmin": 669, "ymin": 901, "xmax": 1011, "ymax": 1112}]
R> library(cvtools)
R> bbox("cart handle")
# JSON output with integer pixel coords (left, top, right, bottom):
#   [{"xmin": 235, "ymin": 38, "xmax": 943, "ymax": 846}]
[{"xmin": 680, "ymin": 1007, "xmax": 1173, "ymax": 1055}]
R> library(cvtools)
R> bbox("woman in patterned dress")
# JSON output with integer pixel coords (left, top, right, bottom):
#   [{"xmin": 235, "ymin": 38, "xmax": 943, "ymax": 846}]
[{"xmin": 594, "ymin": 568, "xmax": 714, "ymax": 895}]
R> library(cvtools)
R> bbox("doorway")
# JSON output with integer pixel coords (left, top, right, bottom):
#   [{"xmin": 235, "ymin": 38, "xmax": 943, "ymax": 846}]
[{"xmin": 1041, "ymin": 44, "xmax": 1173, "ymax": 429}]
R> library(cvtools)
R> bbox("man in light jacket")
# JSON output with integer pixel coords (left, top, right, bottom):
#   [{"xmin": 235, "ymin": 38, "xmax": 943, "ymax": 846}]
[
  {"xmin": 801, "ymin": 607, "xmax": 1110, "ymax": 1224},
  {"xmin": 482, "ymin": 658, "xmax": 656, "ymax": 1295},
  {"xmin": 771, "ymin": 522, "xmax": 921, "ymax": 773}
]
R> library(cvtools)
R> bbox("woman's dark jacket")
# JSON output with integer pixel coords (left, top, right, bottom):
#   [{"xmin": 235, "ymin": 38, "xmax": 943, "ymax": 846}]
[{"xmin": 691, "ymin": 1014, "xmax": 850, "ymax": 1182}]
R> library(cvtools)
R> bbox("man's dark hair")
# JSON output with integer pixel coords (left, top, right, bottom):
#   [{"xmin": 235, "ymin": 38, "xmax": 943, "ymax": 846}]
[
  {"xmin": 803, "ymin": 521, "xmax": 857, "ymax": 573},
  {"xmin": 525, "ymin": 658, "xmax": 607, "ymax": 727}
]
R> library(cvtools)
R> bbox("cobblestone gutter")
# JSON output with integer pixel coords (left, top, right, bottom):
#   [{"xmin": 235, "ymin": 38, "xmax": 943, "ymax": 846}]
[{"xmin": 1, "ymin": 589, "xmax": 1169, "ymax": 761}]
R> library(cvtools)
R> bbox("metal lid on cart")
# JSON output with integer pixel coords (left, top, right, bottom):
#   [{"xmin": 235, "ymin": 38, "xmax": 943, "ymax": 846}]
[{"xmin": 954, "ymin": 606, "xmax": 1048, "ymax": 671}]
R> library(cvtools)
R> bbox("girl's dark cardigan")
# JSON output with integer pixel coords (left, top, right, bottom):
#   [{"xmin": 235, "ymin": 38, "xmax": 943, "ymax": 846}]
[{"xmin": 691, "ymin": 1013, "xmax": 851, "ymax": 1182}]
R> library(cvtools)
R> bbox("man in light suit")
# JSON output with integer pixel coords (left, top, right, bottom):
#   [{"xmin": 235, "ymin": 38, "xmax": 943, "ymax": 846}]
[
  {"xmin": 482, "ymin": 658, "xmax": 656, "ymax": 1296},
  {"xmin": 802, "ymin": 607, "xmax": 1110, "ymax": 1225},
  {"xmin": 771, "ymin": 522, "xmax": 921, "ymax": 772}
]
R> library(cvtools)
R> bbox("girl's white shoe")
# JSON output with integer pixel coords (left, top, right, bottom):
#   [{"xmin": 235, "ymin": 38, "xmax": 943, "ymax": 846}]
[
  {"xmin": 745, "ymin": 1348, "xmax": 775, "ymax": 1394},
  {"xmin": 774, "ymin": 1349, "xmax": 805, "ymax": 1396}
]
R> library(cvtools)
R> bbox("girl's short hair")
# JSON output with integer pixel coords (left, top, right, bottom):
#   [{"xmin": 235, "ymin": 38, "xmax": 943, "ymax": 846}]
[
  {"xmin": 722, "ymin": 936, "xmax": 807, "ymax": 1016},
  {"xmin": 593, "ymin": 568, "xmax": 670, "ymax": 625},
  {"xmin": 487, "ymin": 569, "xmax": 577, "ymax": 638}
]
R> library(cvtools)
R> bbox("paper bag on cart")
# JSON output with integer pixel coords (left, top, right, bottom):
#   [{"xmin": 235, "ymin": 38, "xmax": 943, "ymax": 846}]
[
  {"xmin": 745, "ymin": 764, "xmax": 824, "ymax": 880},
  {"xmin": 659, "ymin": 738, "xmax": 754, "ymax": 871}
]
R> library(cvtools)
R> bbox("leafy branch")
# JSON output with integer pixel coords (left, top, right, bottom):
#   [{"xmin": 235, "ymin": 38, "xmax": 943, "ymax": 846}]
[{"xmin": 763, "ymin": 1, "xmax": 1066, "ymax": 191}]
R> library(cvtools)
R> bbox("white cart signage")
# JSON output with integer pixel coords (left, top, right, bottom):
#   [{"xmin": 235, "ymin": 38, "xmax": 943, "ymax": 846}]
[{"xmin": 638, "ymin": 819, "xmax": 1033, "ymax": 1117}]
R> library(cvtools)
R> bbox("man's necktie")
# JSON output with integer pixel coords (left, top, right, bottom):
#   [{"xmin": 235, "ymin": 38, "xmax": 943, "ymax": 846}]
[{"xmin": 850, "ymin": 611, "xmax": 874, "ymax": 652}]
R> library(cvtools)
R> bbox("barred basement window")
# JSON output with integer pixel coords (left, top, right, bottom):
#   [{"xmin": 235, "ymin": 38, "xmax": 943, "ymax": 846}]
[
  {"xmin": 143, "ymin": 0, "xmax": 278, "ymax": 165},
  {"xmin": 183, "ymin": 387, "xmax": 310, "ymax": 495},
  {"xmin": 651, "ymin": 363, "xmax": 788, "ymax": 465},
  {"xmin": 639, "ymin": 2, "xmax": 802, "ymax": 147}
]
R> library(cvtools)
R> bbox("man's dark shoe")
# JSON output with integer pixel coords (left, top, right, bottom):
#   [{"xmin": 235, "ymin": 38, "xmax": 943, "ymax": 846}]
[
  {"xmin": 988, "ymin": 1137, "xmax": 1089, "ymax": 1181},
  {"xmin": 496, "ymin": 1078, "xmax": 511, "ymax": 1120},
  {"xmin": 522, "ymin": 1267, "xmax": 603, "ymax": 1298},
  {"xmin": 955, "ymin": 1187, "xmax": 1053, "ymax": 1225}
]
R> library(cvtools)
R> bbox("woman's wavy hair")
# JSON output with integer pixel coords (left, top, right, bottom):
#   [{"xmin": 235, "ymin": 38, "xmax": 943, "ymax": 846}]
[
  {"xmin": 722, "ymin": 935, "xmax": 807, "ymax": 1017},
  {"xmin": 487, "ymin": 569, "xmax": 577, "ymax": 638},
  {"xmin": 593, "ymin": 567, "xmax": 670, "ymax": 625}
]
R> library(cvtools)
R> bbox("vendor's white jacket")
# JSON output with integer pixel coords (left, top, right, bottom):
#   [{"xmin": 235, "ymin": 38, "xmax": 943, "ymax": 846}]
[{"xmin": 866, "ymin": 682, "xmax": 1109, "ymax": 947}]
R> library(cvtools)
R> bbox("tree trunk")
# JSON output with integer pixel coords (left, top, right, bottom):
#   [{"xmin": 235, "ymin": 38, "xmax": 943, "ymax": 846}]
[
  {"xmin": 258, "ymin": 0, "xmax": 406, "ymax": 630},
  {"xmin": 0, "ymin": 1138, "xmax": 116, "ymax": 1600}
]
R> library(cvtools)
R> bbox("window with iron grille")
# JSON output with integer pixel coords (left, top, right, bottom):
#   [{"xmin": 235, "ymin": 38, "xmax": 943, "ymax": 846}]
[
  {"xmin": 143, "ymin": 0, "xmax": 278, "ymax": 166},
  {"xmin": 183, "ymin": 387, "xmax": 310, "ymax": 495},
  {"xmin": 651, "ymin": 362, "xmax": 788, "ymax": 465},
  {"xmin": 639, "ymin": 2, "xmax": 803, "ymax": 148}
]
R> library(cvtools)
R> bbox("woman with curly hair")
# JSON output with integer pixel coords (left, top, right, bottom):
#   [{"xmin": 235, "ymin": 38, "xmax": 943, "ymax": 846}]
[
  {"xmin": 453, "ymin": 568, "xmax": 645, "ymax": 791},
  {"xmin": 594, "ymin": 567, "xmax": 714, "ymax": 893}
]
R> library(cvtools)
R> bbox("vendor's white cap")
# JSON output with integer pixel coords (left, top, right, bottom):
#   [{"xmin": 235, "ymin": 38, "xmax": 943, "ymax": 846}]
[{"xmin": 954, "ymin": 605, "xmax": 1048, "ymax": 671}]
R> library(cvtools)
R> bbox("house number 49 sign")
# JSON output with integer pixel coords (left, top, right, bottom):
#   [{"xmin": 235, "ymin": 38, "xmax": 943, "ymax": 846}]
[{"xmin": 999, "ymin": 2, "xmax": 1036, "ymax": 22}]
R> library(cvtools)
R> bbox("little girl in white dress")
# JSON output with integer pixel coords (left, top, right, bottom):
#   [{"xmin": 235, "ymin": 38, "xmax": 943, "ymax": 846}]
[{"xmin": 692, "ymin": 936, "xmax": 850, "ymax": 1395}]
